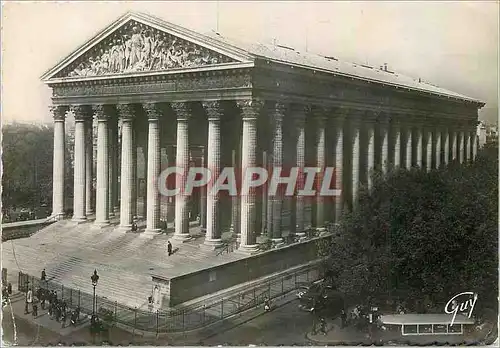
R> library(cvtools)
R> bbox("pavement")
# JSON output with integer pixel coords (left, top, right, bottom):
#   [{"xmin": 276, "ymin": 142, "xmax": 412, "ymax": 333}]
[
  {"xmin": 4, "ymin": 288, "xmax": 497, "ymax": 346},
  {"xmin": 306, "ymin": 318, "xmax": 496, "ymax": 346}
]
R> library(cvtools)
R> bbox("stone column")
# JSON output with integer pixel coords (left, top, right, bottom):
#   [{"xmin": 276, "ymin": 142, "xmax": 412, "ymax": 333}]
[
  {"xmin": 294, "ymin": 106, "xmax": 306, "ymax": 235},
  {"xmin": 131, "ymin": 124, "xmax": 138, "ymax": 219},
  {"xmin": 237, "ymin": 99, "xmax": 263, "ymax": 253},
  {"xmin": 472, "ymin": 130, "xmax": 478, "ymax": 160},
  {"xmin": 202, "ymin": 101, "xmax": 223, "ymax": 247},
  {"xmin": 435, "ymin": 129, "xmax": 442, "ymax": 169},
  {"xmin": 393, "ymin": 121, "xmax": 401, "ymax": 168},
  {"xmin": 114, "ymin": 120, "xmax": 120, "ymax": 213},
  {"xmin": 71, "ymin": 105, "xmax": 90, "ymax": 222},
  {"xmin": 314, "ymin": 109, "xmax": 326, "ymax": 230},
  {"xmin": 443, "ymin": 128, "xmax": 450, "ymax": 165},
  {"xmin": 425, "ymin": 129, "xmax": 433, "ymax": 172},
  {"xmin": 117, "ymin": 104, "xmax": 135, "ymax": 231},
  {"xmin": 108, "ymin": 117, "xmax": 118, "ymax": 217},
  {"xmin": 94, "ymin": 105, "xmax": 112, "ymax": 227},
  {"xmin": 143, "ymin": 103, "xmax": 162, "ymax": 235},
  {"xmin": 270, "ymin": 102, "xmax": 286, "ymax": 241},
  {"xmin": 85, "ymin": 118, "xmax": 94, "ymax": 215},
  {"xmin": 351, "ymin": 118, "xmax": 360, "ymax": 209},
  {"xmin": 172, "ymin": 102, "xmax": 191, "ymax": 241},
  {"xmin": 415, "ymin": 125, "xmax": 423, "ymax": 168},
  {"xmin": 465, "ymin": 131, "xmax": 472, "ymax": 162},
  {"xmin": 333, "ymin": 115, "xmax": 345, "ymax": 223},
  {"xmin": 405, "ymin": 126, "xmax": 412, "ymax": 170},
  {"xmin": 380, "ymin": 118, "xmax": 390, "ymax": 174},
  {"xmin": 51, "ymin": 106, "xmax": 68, "ymax": 219},
  {"xmin": 459, "ymin": 130, "xmax": 465, "ymax": 163},
  {"xmin": 450, "ymin": 130, "xmax": 457, "ymax": 160},
  {"xmin": 200, "ymin": 147, "xmax": 207, "ymax": 232},
  {"xmin": 230, "ymin": 149, "xmax": 240, "ymax": 237},
  {"xmin": 366, "ymin": 121, "xmax": 375, "ymax": 190}
]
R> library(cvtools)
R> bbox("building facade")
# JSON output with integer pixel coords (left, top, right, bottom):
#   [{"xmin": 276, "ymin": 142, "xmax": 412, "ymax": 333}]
[{"xmin": 42, "ymin": 12, "xmax": 484, "ymax": 253}]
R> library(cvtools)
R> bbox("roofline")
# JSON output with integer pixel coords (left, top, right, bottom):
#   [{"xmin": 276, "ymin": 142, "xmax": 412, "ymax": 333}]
[
  {"xmin": 41, "ymin": 11, "xmax": 254, "ymax": 82},
  {"xmin": 258, "ymin": 58, "xmax": 485, "ymax": 107},
  {"xmin": 41, "ymin": 11, "xmax": 486, "ymax": 109}
]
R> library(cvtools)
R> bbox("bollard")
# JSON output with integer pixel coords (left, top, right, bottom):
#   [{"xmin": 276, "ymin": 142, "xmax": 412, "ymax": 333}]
[
  {"xmin": 202, "ymin": 305, "xmax": 206, "ymax": 324},
  {"xmin": 61, "ymin": 285, "xmax": 64, "ymax": 300},
  {"xmin": 114, "ymin": 301, "xmax": 117, "ymax": 322},
  {"xmin": 221, "ymin": 298, "xmax": 224, "ymax": 318}
]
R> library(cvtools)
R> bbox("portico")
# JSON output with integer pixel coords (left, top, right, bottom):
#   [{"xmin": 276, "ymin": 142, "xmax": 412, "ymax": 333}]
[{"xmin": 43, "ymin": 12, "xmax": 484, "ymax": 252}]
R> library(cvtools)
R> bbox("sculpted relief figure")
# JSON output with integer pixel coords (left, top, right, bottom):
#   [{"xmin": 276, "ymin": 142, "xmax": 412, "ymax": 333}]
[{"xmin": 65, "ymin": 21, "xmax": 230, "ymax": 77}]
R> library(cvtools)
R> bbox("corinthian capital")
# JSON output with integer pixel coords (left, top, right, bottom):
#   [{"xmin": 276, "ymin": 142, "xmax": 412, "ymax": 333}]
[
  {"xmin": 171, "ymin": 102, "xmax": 191, "ymax": 121},
  {"xmin": 236, "ymin": 99, "xmax": 265, "ymax": 120},
  {"xmin": 270, "ymin": 101, "xmax": 287, "ymax": 123},
  {"xmin": 50, "ymin": 105, "xmax": 69, "ymax": 121},
  {"xmin": 93, "ymin": 104, "xmax": 117, "ymax": 121},
  {"xmin": 142, "ymin": 102, "xmax": 163, "ymax": 121},
  {"xmin": 116, "ymin": 104, "xmax": 135, "ymax": 121},
  {"xmin": 70, "ymin": 105, "xmax": 93, "ymax": 121},
  {"xmin": 202, "ymin": 101, "xmax": 223, "ymax": 121}
]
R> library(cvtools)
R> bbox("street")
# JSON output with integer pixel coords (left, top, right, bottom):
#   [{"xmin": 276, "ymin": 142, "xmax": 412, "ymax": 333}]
[
  {"xmin": 201, "ymin": 299, "xmax": 314, "ymax": 346},
  {"xmin": 2, "ymin": 298, "xmax": 314, "ymax": 346}
]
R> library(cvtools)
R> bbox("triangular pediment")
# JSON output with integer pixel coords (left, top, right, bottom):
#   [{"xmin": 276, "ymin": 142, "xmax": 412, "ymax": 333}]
[{"xmin": 42, "ymin": 12, "xmax": 254, "ymax": 81}]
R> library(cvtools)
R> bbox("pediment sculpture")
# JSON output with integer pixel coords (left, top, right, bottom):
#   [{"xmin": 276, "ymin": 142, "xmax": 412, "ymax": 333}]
[{"xmin": 61, "ymin": 20, "xmax": 236, "ymax": 78}]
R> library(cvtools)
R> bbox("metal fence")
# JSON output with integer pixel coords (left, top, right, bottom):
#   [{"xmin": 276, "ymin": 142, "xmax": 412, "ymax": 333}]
[{"xmin": 18, "ymin": 266, "xmax": 322, "ymax": 333}]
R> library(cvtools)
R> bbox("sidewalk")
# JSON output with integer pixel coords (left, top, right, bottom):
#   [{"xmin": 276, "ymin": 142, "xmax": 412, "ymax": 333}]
[
  {"xmin": 7, "ymin": 293, "xmax": 90, "ymax": 336},
  {"xmin": 3, "ymin": 289, "xmax": 299, "ymax": 345},
  {"xmin": 306, "ymin": 318, "xmax": 490, "ymax": 346}
]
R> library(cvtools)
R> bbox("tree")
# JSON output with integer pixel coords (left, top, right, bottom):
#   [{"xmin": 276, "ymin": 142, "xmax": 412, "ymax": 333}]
[
  {"xmin": 2, "ymin": 123, "xmax": 74, "ymax": 215},
  {"xmin": 327, "ymin": 144, "xmax": 498, "ymax": 316}
]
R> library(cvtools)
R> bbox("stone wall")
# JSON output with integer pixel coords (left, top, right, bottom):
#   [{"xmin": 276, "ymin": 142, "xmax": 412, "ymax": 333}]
[{"xmin": 167, "ymin": 235, "xmax": 330, "ymax": 306}]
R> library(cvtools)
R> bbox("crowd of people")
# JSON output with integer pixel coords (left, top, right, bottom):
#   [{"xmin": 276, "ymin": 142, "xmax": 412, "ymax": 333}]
[{"xmin": 21, "ymin": 269, "xmax": 81, "ymax": 328}]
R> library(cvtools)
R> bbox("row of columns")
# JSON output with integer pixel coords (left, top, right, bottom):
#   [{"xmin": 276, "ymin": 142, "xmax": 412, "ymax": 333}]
[{"xmin": 51, "ymin": 102, "xmax": 478, "ymax": 253}]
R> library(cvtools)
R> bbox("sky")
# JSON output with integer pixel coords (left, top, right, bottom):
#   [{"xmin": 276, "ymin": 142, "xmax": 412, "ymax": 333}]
[{"xmin": 1, "ymin": 1, "xmax": 499, "ymax": 125}]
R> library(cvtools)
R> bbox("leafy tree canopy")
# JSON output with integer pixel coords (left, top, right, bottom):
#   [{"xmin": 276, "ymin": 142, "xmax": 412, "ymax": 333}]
[{"xmin": 327, "ymin": 143, "xmax": 498, "ymax": 317}]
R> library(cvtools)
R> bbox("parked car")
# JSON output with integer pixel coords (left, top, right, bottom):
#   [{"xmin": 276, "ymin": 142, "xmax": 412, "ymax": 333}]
[{"xmin": 298, "ymin": 281, "xmax": 345, "ymax": 319}]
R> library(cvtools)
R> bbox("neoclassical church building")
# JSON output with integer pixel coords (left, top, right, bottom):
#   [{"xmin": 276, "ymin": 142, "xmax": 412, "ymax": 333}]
[{"xmin": 10, "ymin": 11, "xmax": 482, "ymax": 307}]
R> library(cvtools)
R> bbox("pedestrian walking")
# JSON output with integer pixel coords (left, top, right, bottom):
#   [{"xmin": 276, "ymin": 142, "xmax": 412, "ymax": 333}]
[
  {"xmin": 61, "ymin": 309, "xmax": 67, "ymax": 328},
  {"xmin": 341, "ymin": 309, "xmax": 347, "ymax": 328},
  {"xmin": 25, "ymin": 288, "xmax": 33, "ymax": 314},
  {"xmin": 7, "ymin": 282, "xmax": 12, "ymax": 295},
  {"xmin": 32, "ymin": 300, "xmax": 38, "ymax": 317},
  {"xmin": 320, "ymin": 318, "xmax": 328, "ymax": 335},
  {"xmin": 167, "ymin": 241, "xmax": 172, "ymax": 256},
  {"xmin": 41, "ymin": 269, "xmax": 46, "ymax": 281}
]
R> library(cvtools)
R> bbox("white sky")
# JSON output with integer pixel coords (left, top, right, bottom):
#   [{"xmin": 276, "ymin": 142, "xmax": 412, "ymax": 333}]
[{"xmin": 1, "ymin": 1, "xmax": 498, "ymax": 124}]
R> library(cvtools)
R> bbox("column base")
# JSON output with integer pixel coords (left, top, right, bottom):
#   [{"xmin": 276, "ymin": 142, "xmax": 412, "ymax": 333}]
[
  {"xmin": 93, "ymin": 221, "xmax": 110, "ymax": 229},
  {"xmin": 71, "ymin": 216, "xmax": 87, "ymax": 224},
  {"xmin": 142, "ymin": 229, "xmax": 161, "ymax": 238},
  {"xmin": 51, "ymin": 212, "xmax": 65, "ymax": 221},
  {"xmin": 115, "ymin": 225, "xmax": 132, "ymax": 233},
  {"xmin": 315, "ymin": 227, "xmax": 327, "ymax": 232},
  {"xmin": 295, "ymin": 232, "xmax": 306, "ymax": 237},
  {"xmin": 199, "ymin": 239, "xmax": 223, "ymax": 250},
  {"xmin": 172, "ymin": 233, "xmax": 192, "ymax": 243},
  {"xmin": 236, "ymin": 244, "xmax": 260, "ymax": 255}
]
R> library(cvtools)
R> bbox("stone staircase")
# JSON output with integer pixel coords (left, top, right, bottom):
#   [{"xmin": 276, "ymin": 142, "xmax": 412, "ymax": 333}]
[{"xmin": 2, "ymin": 217, "xmax": 245, "ymax": 311}]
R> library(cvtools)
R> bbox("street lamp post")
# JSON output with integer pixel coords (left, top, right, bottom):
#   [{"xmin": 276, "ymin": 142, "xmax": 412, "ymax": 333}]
[{"xmin": 91, "ymin": 269, "xmax": 99, "ymax": 317}]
